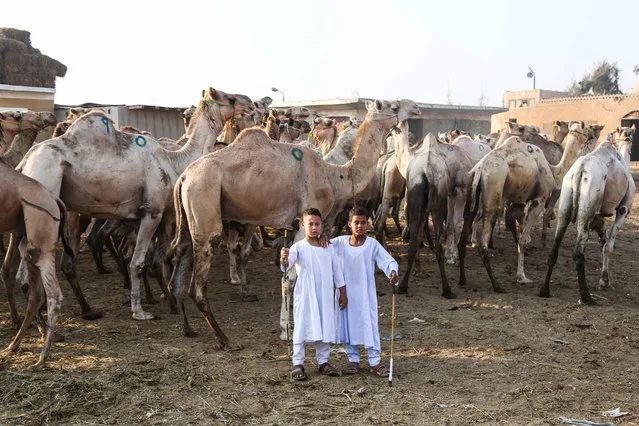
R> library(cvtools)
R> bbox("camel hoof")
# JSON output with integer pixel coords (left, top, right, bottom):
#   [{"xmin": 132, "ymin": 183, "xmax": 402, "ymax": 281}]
[
  {"xmin": 242, "ymin": 294, "xmax": 259, "ymax": 302},
  {"xmin": 578, "ymin": 296, "xmax": 596, "ymax": 306},
  {"xmin": 517, "ymin": 276, "xmax": 533, "ymax": 284},
  {"xmin": 494, "ymin": 286, "xmax": 507, "ymax": 294},
  {"xmin": 538, "ymin": 289, "xmax": 550, "ymax": 298},
  {"xmin": 132, "ymin": 310, "xmax": 155, "ymax": 321},
  {"xmin": 442, "ymin": 291, "xmax": 457, "ymax": 299},
  {"xmin": 82, "ymin": 311, "xmax": 104, "ymax": 320},
  {"xmin": 30, "ymin": 361, "xmax": 46, "ymax": 371},
  {"xmin": 184, "ymin": 329, "xmax": 198, "ymax": 338},
  {"xmin": 395, "ymin": 286, "xmax": 408, "ymax": 295}
]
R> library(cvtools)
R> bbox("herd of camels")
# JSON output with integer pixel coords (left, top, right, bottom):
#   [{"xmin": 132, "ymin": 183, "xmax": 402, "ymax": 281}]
[{"xmin": 0, "ymin": 87, "xmax": 635, "ymax": 368}]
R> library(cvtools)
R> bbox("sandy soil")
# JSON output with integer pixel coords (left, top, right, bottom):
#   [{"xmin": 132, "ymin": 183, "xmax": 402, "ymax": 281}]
[{"xmin": 2, "ymin": 201, "xmax": 639, "ymax": 425}]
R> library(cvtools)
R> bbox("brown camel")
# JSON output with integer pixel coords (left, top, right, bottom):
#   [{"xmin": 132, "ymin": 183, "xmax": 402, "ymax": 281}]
[
  {"xmin": 0, "ymin": 110, "xmax": 56, "ymax": 154},
  {"xmin": 15, "ymin": 88, "xmax": 254, "ymax": 321},
  {"xmin": 167, "ymin": 99, "xmax": 420, "ymax": 343},
  {"xmin": 469, "ymin": 122, "xmax": 596, "ymax": 287},
  {"xmin": 0, "ymin": 162, "xmax": 71, "ymax": 369},
  {"xmin": 551, "ymin": 120, "xmax": 570, "ymax": 145},
  {"xmin": 541, "ymin": 127, "xmax": 635, "ymax": 303}
]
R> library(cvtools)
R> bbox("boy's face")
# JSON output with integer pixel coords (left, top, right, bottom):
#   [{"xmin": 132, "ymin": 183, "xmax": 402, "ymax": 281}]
[
  {"xmin": 349, "ymin": 215, "xmax": 368, "ymax": 236},
  {"xmin": 302, "ymin": 214, "xmax": 323, "ymax": 238}
]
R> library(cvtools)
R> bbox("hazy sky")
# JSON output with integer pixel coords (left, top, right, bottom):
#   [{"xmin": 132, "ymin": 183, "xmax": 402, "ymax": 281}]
[{"xmin": 3, "ymin": 0, "xmax": 637, "ymax": 108}]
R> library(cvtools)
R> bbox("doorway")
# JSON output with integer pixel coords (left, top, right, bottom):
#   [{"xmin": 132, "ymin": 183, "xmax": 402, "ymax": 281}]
[{"xmin": 620, "ymin": 118, "xmax": 639, "ymax": 161}]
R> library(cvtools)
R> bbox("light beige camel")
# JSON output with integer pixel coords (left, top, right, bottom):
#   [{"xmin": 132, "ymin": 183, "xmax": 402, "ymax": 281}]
[
  {"xmin": 1, "ymin": 111, "xmax": 56, "ymax": 154},
  {"xmin": 167, "ymin": 99, "xmax": 420, "ymax": 343},
  {"xmin": 551, "ymin": 120, "xmax": 570, "ymax": 145},
  {"xmin": 0, "ymin": 162, "xmax": 71, "ymax": 369},
  {"xmin": 398, "ymin": 134, "xmax": 492, "ymax": 296},
  {"xmin": 469, "ymin": 121, "xmax": 596, "ymax": 287},
  {"xmin": 311, "ymin": 117, "xmax": 339, "ymax": 155},
  {"xmin": 218, "ymin": 96, "xmax": 273, "ymax": 144},
  {"xmin": 542, "ymin": 126, "xmax": 636, "ymax": 303},
  {"xmin": 15, "ymin": 88, "xmax": 254, "ymax": 321}
]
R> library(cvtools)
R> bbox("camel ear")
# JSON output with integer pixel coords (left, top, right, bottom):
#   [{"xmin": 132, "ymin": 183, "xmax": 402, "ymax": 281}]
[
  {"xmin": 632, "ymin": 124, "xmax": 636, "ymax": 132},
  {"xmin": 375, "ymin": 99, "xmax": 383, "ymax": 111},
  {"xmin": 228, "ymin": 95, "xmax": 236, "ymax": 105},
  {"xmin": 580, "ymin": 121, "xmax": 585, "ymax": 129},
  {"xmin": 365, "ymin": 100, "xmax": 374, "ymax": 111},
  {"xmin": 208, "ymin": 88, "xmax": 220, "ymax": 100},
  {"xmin": 201, "ymin": 89, "xmax": 206, "ymax": 98},
  {"xmin": 616, "ymin": 127, "xmax": 621, "ymax": 134}
]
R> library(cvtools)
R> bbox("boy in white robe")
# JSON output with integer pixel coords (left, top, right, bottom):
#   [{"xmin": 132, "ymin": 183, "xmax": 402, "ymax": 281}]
[
  {"xmin": 280, "ymin": 208, "xmax": 347, "ymax": 381},
  {"xmin": 333, "ymin": 207, "xmax": 398, "ymax": 377}
]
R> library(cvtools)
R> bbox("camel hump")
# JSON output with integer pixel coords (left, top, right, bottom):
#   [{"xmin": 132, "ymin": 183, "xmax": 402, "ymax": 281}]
[{"xmin": 234, "ymin": 128, "xmax": 276, "ymax": 145}]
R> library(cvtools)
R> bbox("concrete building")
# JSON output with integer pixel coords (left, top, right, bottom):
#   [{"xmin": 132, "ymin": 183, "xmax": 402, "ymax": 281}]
[
  {"xmin": 491, "ymin": 86, "xmax": 639, "ymax": 161},
  {"xmin": 0, "ymin": 84, "xmax": 55, "ymax": 112},
  {"xmin": 55, "ymin": 103, "xmax": 187, "ymax": 141},
  {"xmin": 273, "ymin": 98, "xmax": 506, "ymax": 141},
  {"xmin": 503, "ymin": 89, "xmax": 570, "ymax": 109}
]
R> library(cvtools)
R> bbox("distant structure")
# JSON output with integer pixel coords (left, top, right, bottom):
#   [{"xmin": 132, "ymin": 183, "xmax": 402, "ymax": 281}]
[
  {"xmin": 273, "ymin": 98, "xmax": 506, "ymax": 140},
  {"xmin": 492, "ymin": 83, "xmax": 639, "ymax": 161},
  {"xmin": 0, "ymin": 28, "xmax": 67, "ymax": 118}
]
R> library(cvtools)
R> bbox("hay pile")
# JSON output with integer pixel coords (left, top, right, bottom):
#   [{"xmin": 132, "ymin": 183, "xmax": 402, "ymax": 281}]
[{"xmin": 0, "ymin": 28, "xmax": 67, "ymax": 88}]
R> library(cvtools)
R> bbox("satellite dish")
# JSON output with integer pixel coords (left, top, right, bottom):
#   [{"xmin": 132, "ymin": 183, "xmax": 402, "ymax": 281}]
[{"xmin": 526, "ymin": 72, "xmax": 534, "ymax": 78}]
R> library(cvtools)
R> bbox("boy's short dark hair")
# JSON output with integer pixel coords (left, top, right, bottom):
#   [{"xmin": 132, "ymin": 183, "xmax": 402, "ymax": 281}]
[
  {"xmin": 349, "ymin": 207, "xmax": 370, "ymax": 221},
  {"xmin": 302, "ymin": 208, "xmax": 322, "ymax": 219}
]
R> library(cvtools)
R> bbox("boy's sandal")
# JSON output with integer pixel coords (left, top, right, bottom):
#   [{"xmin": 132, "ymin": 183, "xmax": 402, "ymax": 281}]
[
  {"xmin": 370, "ymin": 364, "xmax": 390, "ymax": 377},
  {"xmin": 345, "ymin": 362, "xmax": 360, "ymax": 375},
  {"xmin": 318, "ymin": 362, "xmax": 340, "ymax": 376},
  {"xmin": 291, "ymin": 365, "xmax": 307, "ymax": 381}
]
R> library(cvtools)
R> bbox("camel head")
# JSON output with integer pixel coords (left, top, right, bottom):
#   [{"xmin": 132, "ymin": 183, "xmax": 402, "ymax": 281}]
[
  {"xmin": 53, "ymin": 121, "xmax": 71, "ymax": 137},
  {"xmin": 312, "ymin": 117, "xmax": 337, "ymax": 142},
  {"xmin": 0, "ymin": 110, "xmax": 49, "ymax": 133},
  {"xmin": 182, "ymin": 105, "xmax": 197, "ymax": 129},
  {"xmin": 37, "ymin": 112, "xmax": 57, "ymax": 128},
  {"xmin": 252, "ymin": 96, "xmax": 273, "ymax": 125},
  {"xmin": 66, "ymin": 107, "xmax": 97, "ymax": 123},
  {"xmin": 201, "ymin": 87, "xmax": 254, "ymax": 123},
  {"xmin": 284, "ymin": 107, "xmax": 310, "ymax": 121},
  {"xmin": 564, "ymin": 121, "xmax": 597, "ymax": 155},
  {"xmin": 612, "ymin": 125, "xmax": 635, "ymax": 149},
  {"xmin": 365, "ymin": 99, "xmax": 420, "ymax": 126},
  {"xmin": 552, "ymin": 120, "xmax": 569, "ymax": 134},
  {"xmin": 120, "ymin": 125, "xmax": 152, "ymax": 136}
]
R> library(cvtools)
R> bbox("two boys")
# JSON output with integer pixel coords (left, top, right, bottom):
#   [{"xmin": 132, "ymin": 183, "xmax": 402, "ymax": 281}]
[{"xmin": 280, "ymin": 207, "xmax": 398, "ymax": 381}]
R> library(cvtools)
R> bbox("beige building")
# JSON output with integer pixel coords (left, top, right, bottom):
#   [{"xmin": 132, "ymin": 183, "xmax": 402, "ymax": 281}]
[
  {"xmin": 0, "ymin": 83, "xmax": 55, "ymax": 112},
  {"xmin": 492, "ymin": 85, "xmax": 639, "ymax": 161},
  {"xmin": 503, "ymin": 89, "xmax": 570, "ymax": 109}
]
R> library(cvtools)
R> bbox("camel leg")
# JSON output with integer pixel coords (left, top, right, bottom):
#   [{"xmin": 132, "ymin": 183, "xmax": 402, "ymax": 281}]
[
  {"xmin": 227, "ymin": 228, "xmax": 242, "ymax": 286},
  {"xmin": 190, "ymin": 237, "xmax": 229, "ymax": 346},
  {"xmin": 541, "ymin": 189, "xmax": 560, "ymax": 247},
  {"xmin": 168, "ymin": 243, "xmax": 195, "ymax": 337},
  {"xmin": 392, "ymin": 197, "xmax": 403, "ymax": 235},
  {"xmin": 129, "ymin": 215, "xmax": 162, "ymax": 320},
  {"xmin": 457, "ymin": 209, "xmax": 473, "ymax": 287},
  {"xmin": 153, "ymin": 226, "xmax": 177, "ymax": 313},
  {"xmin": 573, "ymin": 219, "xmax": 594, "ymax": 305},
  {"xmin": 30, "ymin": 248, "xmax": 62, "ymax": 370},
  {"xmin": 443, "ymin": 190, "xmax": 464, "ymax": 265},
  {"xmin": 238, "ymin": 225, "xmax": 258, "ymax": 302},
  {"xmin": 85, "ymin": 217, "xmax": 110, "ymax": 274},
  {"xmin": 1, "ymin": 234, "xmax": 23, "ymax": 328},
  {"xmin": 432, "ymin": 204, "xmax": 455, "ymax": 299},
  {"xmin": 589, "ymin": 215, "xmax": 607, "ymax": 248},
  {"xmin": 61, "ymin": 213, "xmax": 103, "ymax": 320},
  {"xmin": 373, "ymin": 196, "xmax": 392, "ymax": 246},
  {"xmin": 516, "ymin": 199, "xmax": 545, "ymax": 284},
  {"xmin": 116, "ymin": 236, "xmax": 132, "ymax": 290},
  {"xmin": 398, "ymin": 182, "xmax": 427, "ymax": 295},
  {"xmin": 539, "ymin": 191, "xmax": 572, "ymax": 298},
  {"xmin": 476, "ymin": 205, "xmax": 505, "ymax": 293},
  {"xmin": 599, "ymin": 206, "xmax": 630, "ymax": 290}
]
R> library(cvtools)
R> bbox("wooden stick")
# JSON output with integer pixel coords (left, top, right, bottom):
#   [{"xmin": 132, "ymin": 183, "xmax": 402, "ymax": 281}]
[
  {"xmin": 389, "ymin": 291, "xmax": 396, "ymax": 387},
  {"xmin": 282, "ymin": 230, "xmax": 292, "ymax": 372}
]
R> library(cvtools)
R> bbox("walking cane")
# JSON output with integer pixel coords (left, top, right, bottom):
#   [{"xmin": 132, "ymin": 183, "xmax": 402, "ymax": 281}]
[
  {"xmin": 282, "ymin": 230, "xmax": 292, "ymax": 372},
  {"xmin": 389, "ymin": 286, "xmax": 397, "ymax": 387}
]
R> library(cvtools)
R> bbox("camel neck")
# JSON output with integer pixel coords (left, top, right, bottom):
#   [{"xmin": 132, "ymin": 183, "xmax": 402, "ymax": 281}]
[
  {"xmin": 170, "ymin": 101, "xmax": 225, "ymax": 171},
  {"xmin": 392, "ymin": 120, "xmax": 412, "ymax": 178},
  {"xmin": 550, "ymin": 131, "xmax": 587, "ymax": 183},
  {"xmin": 340, "ymin": 115, "xmax": 396, "ymax": 199}
]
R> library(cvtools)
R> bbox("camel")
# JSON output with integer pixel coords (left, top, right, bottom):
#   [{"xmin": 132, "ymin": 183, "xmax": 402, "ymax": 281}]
[
  {"xmin": 1, "ymin": 126, "xmax": 49, "ymax": 169},
  {"xmin": 469, "ymin": 121, "xmax": 597, "ymax": 288},
  {"xmin": 218, "ymin": 96, "xmax": 273, "ymax": 144},
  {"xmin": 167, "ymin": 99, "xmax": 420, "ymax": 344},
  {"xmin": 0, "ymin": 162, "xmax": 72, "ymax": 369},
  {"xmin": 541, "ymin": 126, "xmax": 636, "ymax": 303},
  {"xmin": 551, "ymin": 120, "xmax": 570, "ymax": 145},
  {"xmin": 0, "ymin": 111, "xmax": 56, "ymax": 154},
  {"xmin": 398, "ymin": 134, "xmax": 492, "ymax": 296},
  {"xmin": 311, "ymin": 117, "xmax": 339, "ymax": 155},
  {"xmin": 182, "ymin": 105, "xmax": 197, "ymax": 130},
  {"xmin": 14, "ymin": 88, "xmax": 254, "ymax": 321}
]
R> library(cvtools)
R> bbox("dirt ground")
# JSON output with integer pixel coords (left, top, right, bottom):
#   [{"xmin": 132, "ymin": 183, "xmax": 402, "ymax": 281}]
[{"xmin": 2, "ymin": 201, "xmax": 639, "ymax": 426}]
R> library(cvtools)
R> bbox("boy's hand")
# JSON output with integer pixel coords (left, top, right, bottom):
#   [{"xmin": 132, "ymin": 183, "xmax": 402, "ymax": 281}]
[
  {"xmin": 389, "ymin": 271, "xmax": 399, "ymax": 293},
  {"xmin": 280, "ymin": 247, "xmax": 289, "ymax": 265},
  {"xmin": 318, "ymin": 235, "xmax": 331, "ymax": 248},
  {"xmin": 338, "ymin": 287, "xmax": 348, "ymax": 310}
]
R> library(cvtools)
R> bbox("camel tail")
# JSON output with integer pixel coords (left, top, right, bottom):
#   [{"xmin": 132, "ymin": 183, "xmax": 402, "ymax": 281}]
[
  {"xmin": 55, "ymin": 198, "xmax": 74, "ymax": 258},
  {"xmin": 570, "ymin": 165, "xmax": 584, "ymax": 224},
  {"xmin": 167, "ymin": 176, "xmax": 191, "ymax": 262},
  {"xmin": 469, "ymin": 163, "xmax": 483, "ymax": 214}
]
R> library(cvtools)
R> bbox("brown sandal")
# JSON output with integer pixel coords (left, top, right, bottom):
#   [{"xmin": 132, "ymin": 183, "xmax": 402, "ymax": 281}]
[
  {"xmin": 345, "ymin": 362, "xmax": 360, "ymax": 375},
  {"xmin": 370, "ymin": 364, "xmax": 390, "ymax": 377},
  {"xmin": 318, "ymin": 362, "xmax": 339, "ymax": 376},
  {"xmin": 291, "ymin": 365, "xmax": 307, "ymax": 381}
]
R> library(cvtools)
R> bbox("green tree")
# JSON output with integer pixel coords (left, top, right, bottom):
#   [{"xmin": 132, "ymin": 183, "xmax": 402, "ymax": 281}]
[{"xmin": 568, "ymin": 60, "xmax": 622, "ymax": 96}]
